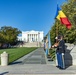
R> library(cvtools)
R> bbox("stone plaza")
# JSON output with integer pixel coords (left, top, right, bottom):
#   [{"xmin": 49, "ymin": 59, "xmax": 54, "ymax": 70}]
[{"xmin": 0, "ymin": 45, "xmax": 76, "ymax": 75}]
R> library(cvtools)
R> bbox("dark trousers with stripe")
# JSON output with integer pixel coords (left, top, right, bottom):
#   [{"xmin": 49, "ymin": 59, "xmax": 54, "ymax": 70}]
[{"xmin": 56, "ymin": 52, "xmax": 65, "ymax": 69}]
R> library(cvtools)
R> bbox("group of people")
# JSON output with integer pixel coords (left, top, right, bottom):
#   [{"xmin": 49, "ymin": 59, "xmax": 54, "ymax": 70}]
[{"xmin": 52, "ymin": 35, "xmax": 65, "ymax": 69}]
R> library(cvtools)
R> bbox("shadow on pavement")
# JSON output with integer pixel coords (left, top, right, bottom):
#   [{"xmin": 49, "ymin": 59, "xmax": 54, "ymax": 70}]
[
  {"xmin": 0, "ymin": 72, "xmax": 9, "ymax": 75},
  {"xmin": 9, "ymin": 61, "xmax": 22, "ymax": 65}
]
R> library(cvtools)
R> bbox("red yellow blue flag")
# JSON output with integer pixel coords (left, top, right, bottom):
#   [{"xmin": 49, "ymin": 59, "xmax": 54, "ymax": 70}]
[{"xmin": 55, "ymin": 5, "xmax": 71, "ymax": 29}]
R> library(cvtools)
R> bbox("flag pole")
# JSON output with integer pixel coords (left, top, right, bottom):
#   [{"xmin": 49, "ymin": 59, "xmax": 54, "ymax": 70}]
[
  {"xmin": 55, "ymin": 19, "xmax": 59, "ymax": 43},
  {"xmin": 56, "ymin": 20, "xmax": 59, "ymax": 37},
  {"xmin": 56, "ymin": 0, "xmax": 59, "ymax": 37}
]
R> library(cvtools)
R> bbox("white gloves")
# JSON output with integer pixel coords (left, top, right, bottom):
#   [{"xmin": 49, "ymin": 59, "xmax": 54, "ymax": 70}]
[{"xmin": 62, "ymin": 53, "xmax": 64, "ymax": 55}]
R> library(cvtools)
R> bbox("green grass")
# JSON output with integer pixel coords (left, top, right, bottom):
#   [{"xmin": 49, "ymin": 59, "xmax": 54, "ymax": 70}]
[{"xmin": 0, "ymin": 47, "xmax": 37, "ymax": 64}]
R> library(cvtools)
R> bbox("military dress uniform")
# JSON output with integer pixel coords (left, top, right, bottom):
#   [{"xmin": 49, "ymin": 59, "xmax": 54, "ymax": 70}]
[{"xmin": 57, "ymin": 39, "xmax": 65, "ymax": 69}]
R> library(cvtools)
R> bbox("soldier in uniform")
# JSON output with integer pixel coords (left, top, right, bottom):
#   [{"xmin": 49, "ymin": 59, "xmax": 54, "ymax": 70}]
[
  {"xmin": 57, "ymin": 35, "xmax": 65, "ymax": 69},
  {"xmin": 52, "ymin": 35, "xmax": 65, "ymax": 69},
  {"xmin": 52, "ymin": 36, "xmax": 60, "ymax": 68}
]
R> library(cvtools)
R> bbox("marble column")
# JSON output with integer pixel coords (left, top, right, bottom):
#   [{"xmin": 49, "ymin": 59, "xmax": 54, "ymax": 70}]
[
  {"xmin": 28, "ymin": 34, "xmax": 29, "ymax": 42},
  {"xmin": 36, "ymin": 34, "xmax": 37, "ymax": 41},
  {"xmin": 29, "ymin": 34, "xmax": 31, "ymax": 42},
  {"xmin": 30, "ymin": 34, "xmax": 32, "ymax": 42},
  {"xmin": 34, "ymin": 34, "xmax": 35, "ymax": 41}
]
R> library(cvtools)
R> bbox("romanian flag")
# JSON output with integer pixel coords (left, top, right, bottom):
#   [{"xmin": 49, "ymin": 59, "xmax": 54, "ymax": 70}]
[{"xmin": 55, "ymin": 5, "xmax": 71, "ymax": 29}]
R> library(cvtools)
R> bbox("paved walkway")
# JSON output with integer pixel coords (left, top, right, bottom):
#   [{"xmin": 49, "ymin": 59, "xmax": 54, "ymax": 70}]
[
  {"xmin": 22, "ymin": 48, "xmax": 46, "ymax": 64},
  {"xmin": 0, "ymin": 48, "xmax": 76, "ymax": 75}
]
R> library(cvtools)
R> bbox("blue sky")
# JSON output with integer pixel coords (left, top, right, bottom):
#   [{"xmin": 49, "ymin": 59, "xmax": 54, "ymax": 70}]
[{"xmin": 0, "ymin": 0, "xmax": 66, "ymax": 36}]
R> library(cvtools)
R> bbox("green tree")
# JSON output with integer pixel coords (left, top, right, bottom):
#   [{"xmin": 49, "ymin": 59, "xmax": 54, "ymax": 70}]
[
  {"xmin": 0, "ymin": 26, "xmax": 21, "ymax": 45},
  {"xmin": 50, "ymin": 0, "xmax": 76, "ymax": 44}
]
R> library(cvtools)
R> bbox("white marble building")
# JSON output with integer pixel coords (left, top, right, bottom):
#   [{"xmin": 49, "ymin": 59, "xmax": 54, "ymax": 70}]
[{"xmin": 18, "ymin": 30, "xmax": 44, "ymax": 42}]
